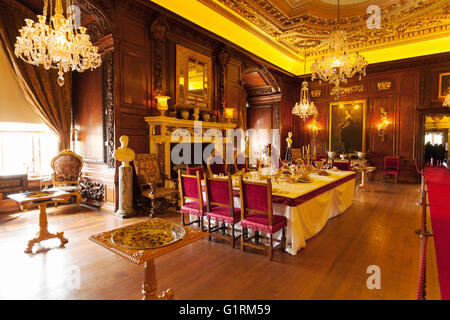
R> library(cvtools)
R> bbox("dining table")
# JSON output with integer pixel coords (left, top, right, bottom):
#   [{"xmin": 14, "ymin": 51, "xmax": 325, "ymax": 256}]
[{"xmin": 201, "ymin": 169, "xmax": 356, "ymax": 255}]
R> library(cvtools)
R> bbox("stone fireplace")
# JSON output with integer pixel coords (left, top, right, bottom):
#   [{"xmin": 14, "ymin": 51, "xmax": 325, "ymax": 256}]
[{"xmin": 144, "ymin": 116, "xmax": 238, "ymax": 179}]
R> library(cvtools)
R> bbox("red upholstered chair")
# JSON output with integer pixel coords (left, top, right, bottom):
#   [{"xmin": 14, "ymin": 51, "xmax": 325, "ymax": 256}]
[
  {"xmin": 382, "ymin": 156, "xmax": 400, "ymax": 183},
  {"xmin": 187, "ymin": 166, "xmax": 205, "ymax": 180},
  {"xmin": 206, "ymin": 152, "xmax": 229, "ymax": 177},
  {"xmin": 238, "ymin": 177, "xmax": 287, "ymax": 260},
  {"xmin": 333, "ymin": 161, "xmax": 351, "ymax": 171},
  {"xmin": 178, "ymin": 169, "xmax": 206, "ymax": 230},
  {"xmin": 291, "ymin": 148, "xmax": 302, "ymax": 164},
  {"xmin": 205, "ymin": 176, "xmax": 241, "ymax": 248},
  {"xmin": 234, "ymin": 152, "xmax": 248, "ymax": 173}
]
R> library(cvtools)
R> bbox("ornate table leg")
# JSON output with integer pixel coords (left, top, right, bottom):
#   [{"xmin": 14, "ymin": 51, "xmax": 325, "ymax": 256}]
[
  {"xmin": 142, "ymin": 260, "xmax": 175, "ymax": 300},
  {"xmin": 357, "ymin": 170, "xmax": 374, "ymax": 192},
  {"xmin": 25, "ymin": 202, "xmax": 69, "ymax": 253}
]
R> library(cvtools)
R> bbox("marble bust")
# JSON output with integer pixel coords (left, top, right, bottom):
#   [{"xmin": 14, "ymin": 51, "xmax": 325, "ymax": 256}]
[{"xmin": 113, "ymin": 135, "xmax": 135, "ymax": 167}]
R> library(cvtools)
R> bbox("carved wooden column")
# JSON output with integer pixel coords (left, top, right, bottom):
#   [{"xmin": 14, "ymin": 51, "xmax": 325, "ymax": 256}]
[
  {"xmin": 151, "ymin": 15, "xmax": 169, "ymax": 103},
  {"xmin": 217, "ymin": 46, "xmax": 231, "ymax": 119}
]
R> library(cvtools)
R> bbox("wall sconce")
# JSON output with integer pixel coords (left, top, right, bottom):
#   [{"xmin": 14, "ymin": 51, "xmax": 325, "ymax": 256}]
[
  {"xmin": 308, "ymin": 114, "xmax": 320, "ymax": 137},
  {"xmin": 377, "ymin": 107, "xmax": 390, "ymax": 142},
  {"xmin": 155, "ymin": 95, "xmax": 171, "ymax": 116},
  {"xmin": 224, "ymin": 107, "xmax": 234, "ymax": 123}
]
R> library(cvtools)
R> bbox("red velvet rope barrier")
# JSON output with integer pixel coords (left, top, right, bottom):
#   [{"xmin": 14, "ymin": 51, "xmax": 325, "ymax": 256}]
[
  {"xmin": 416, "ymin": 173, "xmax": 428, "ymax": 300},
  {"xmin": 416, "ymin": 234, "xmax": 428, "ymax": 300}
]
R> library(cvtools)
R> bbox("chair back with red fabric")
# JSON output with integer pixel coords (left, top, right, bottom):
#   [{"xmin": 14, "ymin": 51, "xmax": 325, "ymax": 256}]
[
  {"xmin": 384, "ymin": 156, "xmax": 400, "ymax": 170},
  {"xmin": 234, "ymin": 153, "xmax": 247, "ymax": 172},
  {"xmin": 207, "ymin": 153, "xmax": 228, "ymax": 176},
  {"xmin": 204, "ymin": 176, "xmax": 234, "ymax": 215},
  {"xmin": 187, "ymin": 166, "xmax": 205, "ymax": 180},
  {"xmin": 178, "ymin": 170, "xmax": 203, "ymax": 208},
  {"xmin": 315, "ymin": 155, "xmax": 328, "ymax": 161},
  {"xmin": 238, "ymin": 177, "xmax": 273, "ymax": 226},
  {"xmin": 334, "ymin": 161, "xmax": 351, "ymax": 171}
]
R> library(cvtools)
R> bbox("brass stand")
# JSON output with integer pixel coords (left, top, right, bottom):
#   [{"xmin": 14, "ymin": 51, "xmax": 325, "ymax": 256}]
[
  {"xmin": 142, "ymin": 260, "xmax": 175, "ymax": 300},
  {"xmin": 356, "ymin": 167, "xmax": 375, "ymax": 192},
  {"xmin": 25, "ymin": 201, "xmax": 68, "ymax": 253}
]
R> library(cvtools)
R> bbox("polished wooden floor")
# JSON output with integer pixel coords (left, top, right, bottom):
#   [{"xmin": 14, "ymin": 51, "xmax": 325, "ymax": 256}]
[{"xmin": 0, "ymin": 181, "xmax": 441, "ymax": 300}]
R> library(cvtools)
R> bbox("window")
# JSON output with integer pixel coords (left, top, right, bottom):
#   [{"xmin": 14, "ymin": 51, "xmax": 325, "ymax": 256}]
[
  {"xmin": 425, "ymin": 132, "xmax": 443, "ymax": 145},
  {"xmin": 0, "ymin": 122, "xmax": 58, "ymax": 177}
]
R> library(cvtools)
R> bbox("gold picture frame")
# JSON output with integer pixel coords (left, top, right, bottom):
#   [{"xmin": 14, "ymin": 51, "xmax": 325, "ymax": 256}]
[
  {"xmin": 176, "ymin": 45, "xmax": 212, "ymax": 110},
  {"xmin": 329, "ymin": 99, "xmax": 367, "ymax": 153},
  {"xmin": 438, "ymin": 72, "xmax": 450, "ymax": 99}
]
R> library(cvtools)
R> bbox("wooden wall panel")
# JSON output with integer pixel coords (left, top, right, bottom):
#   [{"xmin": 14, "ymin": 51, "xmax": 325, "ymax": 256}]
[
  {"xmin": 398, "ymin": 94, "xmax": 416, "ymax": 160},
  {"xmin": 225, "ymin": 59, "xmax": 243, "ymax": 124},
  {"xmin": 73, "ymin": 67, "xmax": 104, "ymax": 161},
  {"xmin": 121, "ymin": 51, "xmax": 148, "ymax": 110}
]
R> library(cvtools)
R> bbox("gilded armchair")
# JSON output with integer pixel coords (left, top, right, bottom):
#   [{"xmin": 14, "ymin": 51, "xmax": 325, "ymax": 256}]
[
  {"xmin": 43, "ymin": 149, "xmax": 83, "ymax": 205},
  {"xmin": 133, "ymin": 153, "xmax": 178, "ymax": 216}
]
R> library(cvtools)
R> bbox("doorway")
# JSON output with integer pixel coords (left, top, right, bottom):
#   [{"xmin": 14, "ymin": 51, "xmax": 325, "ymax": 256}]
[{"xmin": 422, "ymin": 113, "xmax": 450, "ymax": 168}]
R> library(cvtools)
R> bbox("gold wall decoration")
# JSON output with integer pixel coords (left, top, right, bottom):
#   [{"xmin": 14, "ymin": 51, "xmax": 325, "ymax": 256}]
[
  {"xmin": 330, "ymin": 85, "xmax": 364, "ymax": 96},
  {"xmin": 377, "ymin": 81, "xmax": 392, "ymax": 91},
  {"xmin": 311, "ymin": 89, "xmax": 322, "ymax": 98},
  {"xmin": 377, "ymin": 107, "xmax": 390, "ymax": 142}
]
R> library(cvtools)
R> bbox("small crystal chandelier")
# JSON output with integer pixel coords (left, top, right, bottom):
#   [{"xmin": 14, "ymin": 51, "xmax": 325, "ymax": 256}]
[
  {"xmin": 15, "ymin": 0, "xmax": 102, "ymax": 86},
  {"xmin": 310, "ymin": 0, "xmax": 367, "ymax": 99},
  {"xmin": 292, "ymin": 44, "xmax": 317, "ymax": 121}
]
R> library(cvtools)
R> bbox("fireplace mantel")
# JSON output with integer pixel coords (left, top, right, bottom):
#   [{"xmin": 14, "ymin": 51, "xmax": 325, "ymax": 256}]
[{"xmin": 144, "ymin": 116, "xmax": 239, "ymax": 178}]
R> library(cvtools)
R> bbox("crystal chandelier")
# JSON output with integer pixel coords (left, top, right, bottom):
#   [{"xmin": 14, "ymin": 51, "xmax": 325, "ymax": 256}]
[
  {"xmin": 292, "ymin": 44, "xmax": 317, "ymax": 121},
  {"xmin": 310, "ymin": 0, "xmax": 367, "ymax": 99},
  {"xmin": 15, "ymin": 0, "xmax": 102, "ymax": 86},
  {"xmin": 292, "ymin": 81, "xmax": 318, "ymax": 121}
]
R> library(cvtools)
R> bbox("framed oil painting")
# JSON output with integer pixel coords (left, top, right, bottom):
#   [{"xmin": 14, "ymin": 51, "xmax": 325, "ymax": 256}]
[
  {"xmin": 438, "ymin": 72, "xmax": 450, "ymax": 99},
  {"xmin": 329, "ymin": 99, "xmax": 367, "ymax": 154}
]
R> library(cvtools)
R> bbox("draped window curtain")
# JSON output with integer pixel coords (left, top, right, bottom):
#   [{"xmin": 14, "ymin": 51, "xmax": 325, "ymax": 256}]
[{"xmin": 0, "ymin": 0, "xmax": 72, "ymax": 151}]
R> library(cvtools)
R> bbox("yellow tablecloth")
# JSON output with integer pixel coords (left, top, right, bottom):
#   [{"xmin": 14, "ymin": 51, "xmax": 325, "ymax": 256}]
[{"xmin": 234, "ymin": 170, "xmax": 356, "ymax": 255}]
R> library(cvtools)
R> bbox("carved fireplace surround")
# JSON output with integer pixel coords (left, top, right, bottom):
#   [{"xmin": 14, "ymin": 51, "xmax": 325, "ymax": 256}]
[{"xmin": 144, "ymin": 116, "xmax": 238, "ymax": 179}]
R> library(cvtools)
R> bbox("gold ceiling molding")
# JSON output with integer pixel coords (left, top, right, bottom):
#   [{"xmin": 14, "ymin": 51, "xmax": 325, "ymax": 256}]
[{"xmin": 199, "ymin": 0, "xmax": 450, "ymax": 58}]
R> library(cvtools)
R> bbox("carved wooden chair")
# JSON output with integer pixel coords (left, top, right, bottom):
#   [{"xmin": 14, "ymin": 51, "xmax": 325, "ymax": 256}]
[
  {"xmin": 187, "ymin": 166, "xmax": 205, "ymax": 179},
  {"xmin": 382, "ymin": 156, "xmax": 400, "ymax": 184},
  {"xmin": 43, "ymin": 149, "xmax": 83, "ymax": 205},
  {"xmin": 333, "ymin": 160, "xmax": 351, "ymax": 171},
  {"xmin": 178, "ymin": 169, "xmax": 207, "ymax": 231},
  {"xmin": 133, "ymin": 153, "xmax": 178, "ymax": 216},
  {"xmin": 234, "ymin": 152, "xmax": 248, "ymax": 173},
  {"xmin": 205, "ymin": 176, "xmax": 241, "ymax": 248},
  {"xmin": 206, "ymin": 151, "xmax": 229, "ymax": 177},
  {"xmin": 291, "ymin": 148, "xmax": 302, "ymax": 164},
  {"xmin": 238, "ymin": 176, "xmax": 287, "ymax": 260}
]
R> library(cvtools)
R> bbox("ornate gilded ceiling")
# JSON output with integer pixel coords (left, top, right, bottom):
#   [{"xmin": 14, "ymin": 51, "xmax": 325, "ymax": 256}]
[{"xmin": 199, "ymin": 0, "xmax": 450, "ymax": 58}]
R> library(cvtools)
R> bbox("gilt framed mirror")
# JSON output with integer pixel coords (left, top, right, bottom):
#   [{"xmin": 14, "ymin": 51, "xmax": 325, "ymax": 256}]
[{"xmin": 176, "ymin": 44, "xmax": 212, "ymax": 110}]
